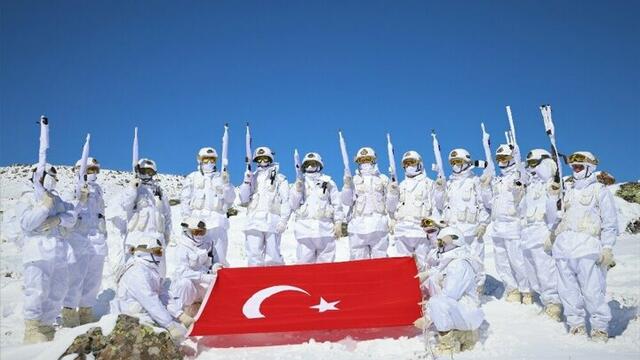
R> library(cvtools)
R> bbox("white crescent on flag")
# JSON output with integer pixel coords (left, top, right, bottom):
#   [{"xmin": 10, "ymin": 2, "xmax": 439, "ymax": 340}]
[{"xmin": 242, "ymin": 285, "xmax": 310, "ymax": 319}]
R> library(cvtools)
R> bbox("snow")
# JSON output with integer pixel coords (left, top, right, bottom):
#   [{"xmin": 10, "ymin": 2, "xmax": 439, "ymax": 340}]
[{"xmin": 1, "ymin": 166, "xmax": 638, "ymax": 359}]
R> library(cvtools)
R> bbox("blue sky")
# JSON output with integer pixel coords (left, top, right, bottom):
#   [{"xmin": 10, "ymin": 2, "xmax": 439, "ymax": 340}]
[{"xmin": 1, "ymin": 0, "xmax": 638, "ymax": 182}]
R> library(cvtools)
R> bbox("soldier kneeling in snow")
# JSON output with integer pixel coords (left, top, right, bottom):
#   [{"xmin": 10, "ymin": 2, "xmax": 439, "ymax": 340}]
[
  {"xmin": 111, "ymin": 238, "xmax": 188, "ymax": 343},
  {"xmin": 167, "ymin": 219, "xmax": 221, "ymax": 327},
  {"xmin": 414, "ymin": 227, "xmax": 484, "ymax": 355}
]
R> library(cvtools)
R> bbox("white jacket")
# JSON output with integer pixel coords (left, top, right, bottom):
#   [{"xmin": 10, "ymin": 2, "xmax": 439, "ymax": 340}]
[
  {"xmin": 169, "ymin": 233, "xmax": 212, "ymax": 282},
  {"xmin": 341, "ymin": 166, "xmax": 395, "ymax": 235},
  {"xmin": 239, "ymin": 165, "xmax": 291, "ymax": 233},
  {"xmin": 388, "ymin": 173, "xmax": 440, "ymax": 238},
  {"xmin": 482, "ymin": 166, "xmax": 525, "ymax": 239},
  {"xmin": 112, "ymin": 256, "xmax": 177, "ymax": 329},
  {"xmin": 114, "ymin": 181, "xmax": 172, "ymax": 249},
  {"xmin": 64, "ymin": 181, "xmax": 108, "ymax": 257},
  {"xmin": 181, "ymin": 171, "xmax": 235, "ymax": 230},
  {"xmin": 521, "ymin": 164, "xmax": 560, "ymax": 249},
  {"xmin": 17, "ymin": 190, "xmax": 77, "ymax": 264},
  {"xmin": 289, "ymin": 172, "xmax": 344, "ymax": 239},
  {"xmin": 553, "ymin": 175, "xmax": 618, "ymax": 259},
  {"xmin": 436, "ymin": 170, "xmax": 489, "ymax": 237}
]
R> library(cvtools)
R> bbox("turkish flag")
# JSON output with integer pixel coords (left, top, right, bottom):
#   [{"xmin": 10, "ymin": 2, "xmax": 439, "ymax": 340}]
[{"xmin": 189, "ymin": 257, "xmax": 422, "ymax": 347}]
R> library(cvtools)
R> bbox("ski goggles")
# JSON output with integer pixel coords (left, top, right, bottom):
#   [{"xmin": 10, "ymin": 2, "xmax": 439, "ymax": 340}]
[
  {"xmin": 200, "ymin": 157, "xmax": 217, "ymax": 164},
  {"xmin": 449, "ymin": 158, "xmax": 467, "ymax": 166},
  {"xmin": 189, "ymin": 228, "xmax": 206, "ymax": 237},
  {"xmin": 568, "ymin": 153, "xmax": 597, "ymax": 165},
  {"xmin": 302, "ymin": 160, "xmax": 322, "ymax": 169},
  {"xmin": 355, "ymin": 155, "xmax": 375, "ymax": 164},
  {"xmin": 138, "ymin": 167, "xmax": 157, "ymax": 176},
  {"xmin": 421, "ymin": 218, "xmax": 439, "ymax": 228},
  {"xmin": 130, "ymin": 245, "xmax": 163, "ymax": 257},
  {"xmin": 495, "ymin": 154, "xmax": 513, "ymax": 163},
  {"xmin": 402, "ymin": 158, "xmax": 419, "ymax": 167},
  {"xmin": 254, "ymin": 156, "xmax": 272, "ymax": 164},
  {"xmin": 86, "ymin": 166, "xmax": 100, "ymax": 174}
]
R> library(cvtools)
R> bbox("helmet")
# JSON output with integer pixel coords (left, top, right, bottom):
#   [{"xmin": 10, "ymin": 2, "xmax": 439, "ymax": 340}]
[
  {"xmin": 253, "ymin": 146, "xmax": 275, "ymax": 163},
  {"xmin": 74, "ymin": 157, "xmax": 101, "ymax": 173},
  {"xmin": 448, "ymin": 148, "xmax": 472, "ymax": 166},
  {"xmin": 302, "ymin": 152, "xmax": 324, "ymax": 171},
  {"xmin": 567, "ymin": 151, "xmax": 598, "ymax": 165},
  {"xmin": 437, "ymin": 226, "xmax": 466, "ymax": 248},
  {"xmin": 525, "ymin": 149, "xmax": 552, "ymax": 168},
  {"xmin": 180, "ymin": 217, "xmax": 207, "ymax": 236},
  {"xmin": 130, "ymin": 238, "xmax": 164, "ymax": 262},
  {"xmin": 136, "ymin": 158, "xmax": 157, "ymax": 177},
  {"xmin": 401, "ymin": 150, "xmax": 422, "ymax": 168},
  {"xmin": 197, "ymin": 147, "xmax": 218, "ymax": 163},
  {"xmin": 495, "ymin": 144, "xmax": 514, "ymax": 161},
  {"xmin": 31, "ymin": 163, "xmax": 57, "ymax": 179},
  {"xmin": 354, "ymin": 147, "xmax": 377, "ymax": 164}
]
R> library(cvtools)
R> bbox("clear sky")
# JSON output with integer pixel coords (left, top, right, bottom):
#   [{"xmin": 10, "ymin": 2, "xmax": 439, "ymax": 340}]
[{"xmin": 1, "ymin": 0, "xmax": 638, "ymax": 182}]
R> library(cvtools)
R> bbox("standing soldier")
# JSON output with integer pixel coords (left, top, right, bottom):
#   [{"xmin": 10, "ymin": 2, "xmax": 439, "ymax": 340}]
[
  {"xmin": 289, "ymin": 152, "xmax": 345, "ymax": 263},
  {"xmin": 239, "ymin": 147, "xmax": 291, "ymax": 266},
  {"xmin": 341, "ymin": 147, "xmax": 397, "ymax": 260},
  {"xmin": 181, "ymin": 147, "xmax": 236, "ymax": 266}
]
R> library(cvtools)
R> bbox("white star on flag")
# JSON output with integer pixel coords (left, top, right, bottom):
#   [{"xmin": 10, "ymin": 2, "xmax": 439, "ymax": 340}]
[{"xmin": 310, "ymin": 297, "xmax": 340, "ymax": 313}]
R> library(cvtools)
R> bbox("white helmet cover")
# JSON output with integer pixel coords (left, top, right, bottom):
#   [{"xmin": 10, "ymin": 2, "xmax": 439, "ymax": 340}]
[
  {"xmin": 302, "ymin": 152, "xmax": 324, "ymax": 170},
  {"xmin": 354, "ymin": 147, "xmax": 377, "ymax": 163},
  {"xmin": 253, "ymin": 146, "xmax": 275, "ymax": 162}
]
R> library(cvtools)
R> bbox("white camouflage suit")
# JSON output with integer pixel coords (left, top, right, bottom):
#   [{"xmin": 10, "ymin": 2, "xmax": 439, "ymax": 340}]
[
  {"xmin": 341, "ymin": 164, "xmax": 396, "ymax": 260},
  {"xmin": 239, "ymin": 164, "xmax": 291, "ymax": 266},
  {"xmin": 289, "ymin": 172, "xmax": 344, "ymax": 263},
  {"xmin": 62, "ymin": 179, "xmax": 108, "ymax": 312},
  {"xmin": 181, "ymin": 170, "xmax": 236, "ymax": 266},
  {"xmin": 113, "ymin": 179, "xmax": 172, "ymax": 276},
  {"xmin": 167, "ymin": 231, "xmax": 218, "ymax": 318},
  {"xmin": 18, "ymin": 189, "xmax": 77, "ymax": 327},
  {"xmin": 521, "ymin": 159, "xmax": 561, "ymax": 307},
  {"xmin": 387, "ymin": 171, "xmax": 440, "ymax": 270},
  {"xmin": 481, "ymin": 165, "xmax": 531, "ymax": 295},
  {"xmin": 554, "ymin": 175, "xmax": 617, "ymax": 333},
  {"xmin": 435, "ymin": 168, "xmax": 489, "ymax": 287}
]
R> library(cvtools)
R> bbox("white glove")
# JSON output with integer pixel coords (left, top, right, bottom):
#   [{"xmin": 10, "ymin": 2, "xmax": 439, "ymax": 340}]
[
  {"xmin": 178, "ymin": 313, "xmax": 194, "ymax": 328},
  {"xmin": 475, "ymin": 224, "xmax": 487, "ymax": 238},
  {"xmin": 480, "ymin": 172, "xmax": 492, "ymax": 187},
  {"xmin": 41, "ymin": 192, "xmax": 55, "ymax": 209},
  {"xmin": 388, "ymin": 182, "xmax": 400, "ymax": 196},
  {"xmin": 243, "ymin": 171, "xmax": 252, "ymax": 184},
  {"xmin": 40, "ymin": 216, "xmax": 61, "ymax": 232},
  {"xmin": 548, "ymin": 182, "xmax": 561, "ymax": 195},
  {"xmin": 413, "ymin": 315, "xmax": 431, "ymax": 330},
  {"xmin": 275, "ymin": 221, "xmax": 287, "ymax": 234},
  {"xmin": 211, "ymin": 263, "xmax": 224, "ymax": 273},
  {"xmin": 167, "ymin": 322, "xmax": 188, "ymax": 344},
  {"xmin": 221, "ymin": 171, "xmax": 229, "ymax": 184},
  {"xmin": 343, "ymin": 175, "xmax": 353, "ymax": 187},
  {"xmin": 200, "ymin": 273, "xmax": 216, "ymax": 284},
  {"xmin": 295, "ymin": 179, "xmax": 304, "ymax": 193},
  {"xmin": 333, "ymin": 222, "xmax": 344, "ymax": 238},
  {"xmin": 435, "ymin": 176, "xmax": 446, "ymax": 188},
  {"xmin": 414, "ymin": 271, "xmax": 429, "ymax": 283},
  {"xmin": 597, "ymin": 248, "xmax": 616, "ymax": 269},
  {"xmin": 77, "ymin": 185, "xmax": 90, "ymax": 203}
]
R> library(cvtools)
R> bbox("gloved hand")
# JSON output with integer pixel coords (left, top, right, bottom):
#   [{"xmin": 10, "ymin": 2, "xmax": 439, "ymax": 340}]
[
  {"xmin": 435, "ymin": 176, "xmax": 446, "ymax": 188},
  {"xmin": 178, "ymin": 313, "xmax": 194, "ymax": 328},
  {"xmin": 40, "ymin": 216, "xmax": 61, "ymax": 232},
  {"xmin": 480, "ymin": 172, "xmax": 492, "ymax": 187},
  {"xmin": 343, "ymin": 175, "xmax": 353, "ymax": 187},
  {"xmin": 295, "ymin": 179, "xmax": 304, "ymax": 193},
  {"xmin": 388, "ymin": 218, "xmax": 396, "ymax": 235},
  {"xmin": 200, "ymin": 273, "xmax": 216, "ymax": 284},
  {"xmin": 548, "ymin": 182, "xmax": 561, "ymax": 195},
  {"xmin": 78, "ymin": 185, "xmax": 90, "ymax": 203},
  {"xmin": 40, "ymin": 191, "xmax": 55, "ymax": 209},
  {"xmin": 211, "ymin": 263, "xmax": 224, "ymax": 273},
  {"xmin": 414, "ymin": 271, "xmax": 429, "ymax": 283},
  {"xmin": 413, "ymin": 315, "xmax": 431, "ymax": 330},
  {"xmin": 543, "ymin": 232, "xmax": 555, "ymax": 253},
  {"xmin": 388, "ymin": 182, "xmax": 400, "ymax": 196},
  {"xmin": 167, "ymin": 322, "xmax": 188, "ymax": 344},
  {"xmin": 221, "ymin": 170, "xmax": 229, "ymax": 184},
  {"xmin": 333, "ymin": 222, "xmax": 345, "ymax": 238},
  {"xmin": 597, "ymin": 248, "xmax": 616, "ymax": 269},
  {"xmin": 243, "ymin": 170, "xmax": 252, "ymax": 184},
  {"xmin": 275, "ymin": 221, "xmax": 287, "ymax": 234},
  {"xmin": 475, "ymin": 224, "xmax": 487, "ymax": 238}
]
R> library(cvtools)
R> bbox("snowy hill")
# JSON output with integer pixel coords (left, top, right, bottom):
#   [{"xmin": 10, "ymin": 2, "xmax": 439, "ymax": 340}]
[{"xmin": 0, "ymin": 165, "xmax": 638, "ymax": 359}]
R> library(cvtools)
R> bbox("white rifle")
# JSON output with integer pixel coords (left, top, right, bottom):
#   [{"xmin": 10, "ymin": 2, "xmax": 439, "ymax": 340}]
[
  {"xmin": 245, "ymin": 123, "xmax": 252, "ymax": 171},
  {"xmin": 221, "ymin": 123, "xmax": 229, "ymax": 173},
  {"xmin": 480, "ymin": 123, "xmax": 495, "ymax": 177},
  {"xmin": 338, "ymin": 130, "xmax": 351, "ymax": 178},
  {"xmin": 75, "ymin": 134, "xmax": 91, "ymax": 199},
  {"xmin": 132, "ymin": 127, "xmax": 139, "ymax": 175},
  {"xmin": 386, "ymin": 133, "xmax": 398, "ymax": 183},
  {"xmin": 430, "ymin": 130, "xmax": 445, "ymax": 180},
  {"xmin": 505, "ymin": 106, "xmax": 527, "ymax": 183},
  {"xmin": 34, "ymin": 115, "xmax": 49, "ymax": 199},
  {"xmin": 540, "ymin": 104, "xmax": 565, "ymax": 210}
]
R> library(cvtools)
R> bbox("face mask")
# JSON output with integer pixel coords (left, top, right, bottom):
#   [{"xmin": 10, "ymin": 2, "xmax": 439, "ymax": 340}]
[
  {"xmin": 405, "ymin": 165, "xmax": 421, "ymax": 177},
  {"xmin": 139, "ymin": 174, "xmax": 154, "ymax": 183},
  {"xmin": 201, "ymin": 163, "xmax": 215, "ymax": 173},
  {"xmin": 305, "ymin": 165, "xmax": 319, "ymax": 173},
  {"xmin": 359, "ymin": 163, "xmax": 374, "ymax": 172},
  {"xmin": 257, "ymin": 160, "xmax": 271, "ymax": 168},
  {"xmin": 573, "ymin": 164, "xmax": 591, "ymax": 180},
  {"xmin": 87, "ymin": 173, "xmax": 98, "ymax": 182},
  {"xmin": 452, "ymin": 164, "xmax": 466, "ymax": 174},
  {"xmin": 43, "ymin": 175, "xmax": 57, "ymax": 191}
]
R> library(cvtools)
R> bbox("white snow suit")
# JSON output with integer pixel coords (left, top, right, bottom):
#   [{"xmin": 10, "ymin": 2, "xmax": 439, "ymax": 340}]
[
  {"xmin": 553, "ymin": 175, "xmax": 617, "ymax": 332},
  {"xmin": 181, "ymin": 170, "xmax": 236, "ymax": 266},
  {"xmin": 521, "ymin": 160, "xmax": 561, "ymax": 306},
  {"xmin": 289, "ymin": 172, "xmax": 344, "ymax": 263},
  {"xmin": 18, "ymin": 190, "xmax": 77, "ymax": 325},
  {"xmin": 482, "ymin": 166, "xmax": 530, "ymax": 294},
  {"xmin": 238, "ymin": 164, "xmax": 291, "ymax": 266},
  {"xmin": 341, "ymin": 165, "xmax": 396, "ymax": 260}
]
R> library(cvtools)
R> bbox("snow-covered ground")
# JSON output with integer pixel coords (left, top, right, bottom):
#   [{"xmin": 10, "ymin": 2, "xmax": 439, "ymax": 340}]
[{"xmin": 1, "ymin": 166, "xmax": 638, "ymax": 359}]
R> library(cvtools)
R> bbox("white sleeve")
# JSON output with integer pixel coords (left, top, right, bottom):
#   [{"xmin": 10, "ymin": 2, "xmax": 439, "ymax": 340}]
[
  {"xmin": 238, "ymin": 177, "xmax": 253, "ymax": 206},
  {"xmin": 442, "ymin": 260, "xmax": 476, "ymax": 301},
  {"xmin": 278, "ymin": 178, "xmax": 292, "ymax": 221},
  {"xmin": 180, "ymin": 175, "xmax": 193, "ymax": 218},
  {"xmin": 18, "ymin": 197, "xmax": 50, "ymax": 232},
  {"xmin": 598, "ymin": 186, "xmax": 618, "ymax": 249},
  {"xmin": 329, "ymin": 180, "xmax": 344, "ymax": 222},
  {"xmin": 223, "ymin": 183, "xmax": 236, "ymax": 206},
  {"xmin": 126, "ymin": 271, "xmax": 175, "ymax": 328},
  {"xmin": 288, "ymin": 183, "xmax": 303, "ymax": 211}
]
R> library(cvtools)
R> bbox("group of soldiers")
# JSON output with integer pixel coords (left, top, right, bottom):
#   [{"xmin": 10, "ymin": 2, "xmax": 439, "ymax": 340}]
[{"xmin": 18, "ymin": 118, "xmax": 618, "ymax": 356}]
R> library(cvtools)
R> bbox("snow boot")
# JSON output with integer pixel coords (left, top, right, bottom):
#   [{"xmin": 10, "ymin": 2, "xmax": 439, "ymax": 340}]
[
  {"xmin": 78, "ymin": 307, "xmax": 95, "ymax": 325},
  {"xmin": 505, "ymin": 289, "xmax": 522, "ymax": 303},
  {"xmin": 459, "ymin": 330, "xmax": 478, "ymax": 352},
  {"xmin": 23, "ymin": 320, "xmax": 48, "ymax": 344},
  {"xmin": 39, "ymin": 323, "xmax": 55, "ymax": 341},
  {"xmin": 569, "ymin": 325, "xmax": 587, "ymax": 336},
  {"xmin": 435, "ymin": 330, "xmax": 462, "ymax": 355},
  {"xmin": 591, "ymin": 329, "xmax": 609, "ymax": 343},
  {"xmin": 522, "ymin": 292, "xmax": 534, "ymax": 305},
  {"xmin": 544, "ymin": 303, "xmax": 563, "ymax": 322},
  {"xmin": 61, "ymin": 307, "xmax": 80, "ymax": 327}
]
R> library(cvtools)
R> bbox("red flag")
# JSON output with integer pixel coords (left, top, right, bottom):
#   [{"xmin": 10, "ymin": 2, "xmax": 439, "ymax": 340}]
[{"xmin": 189, "ymin": 257, "xmax": 422, "ymax": 346}]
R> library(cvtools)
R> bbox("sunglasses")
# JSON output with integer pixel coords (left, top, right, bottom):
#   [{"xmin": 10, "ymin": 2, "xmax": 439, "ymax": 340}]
[
  {"xmin": 254, "ymin": 156, "xmax": 272, "ymax": 163},
  {"xmin": 138, "ymin": 168, "xmax": 157, "ymax": 176},
  {"xmin": 402, "ymin": 158, "xmax": 419, "ymax": 167},
  {"xmin": 201, "ymin": 157, "xmax": 217, "ymax": 164},
  {"xmin": 449, "ymin": 158, "xmax": 466, "ymax": 166},
  {"xmin": 356, "ymin": 156, "xmax": 375, "ymax": 164},
  {"xmin": 496, "ymin": 155, "xmax": 513, "ymax": 163},
  {"xmin": 86, "ymin": 167, "xmax": 100, "ymax": 174}
]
